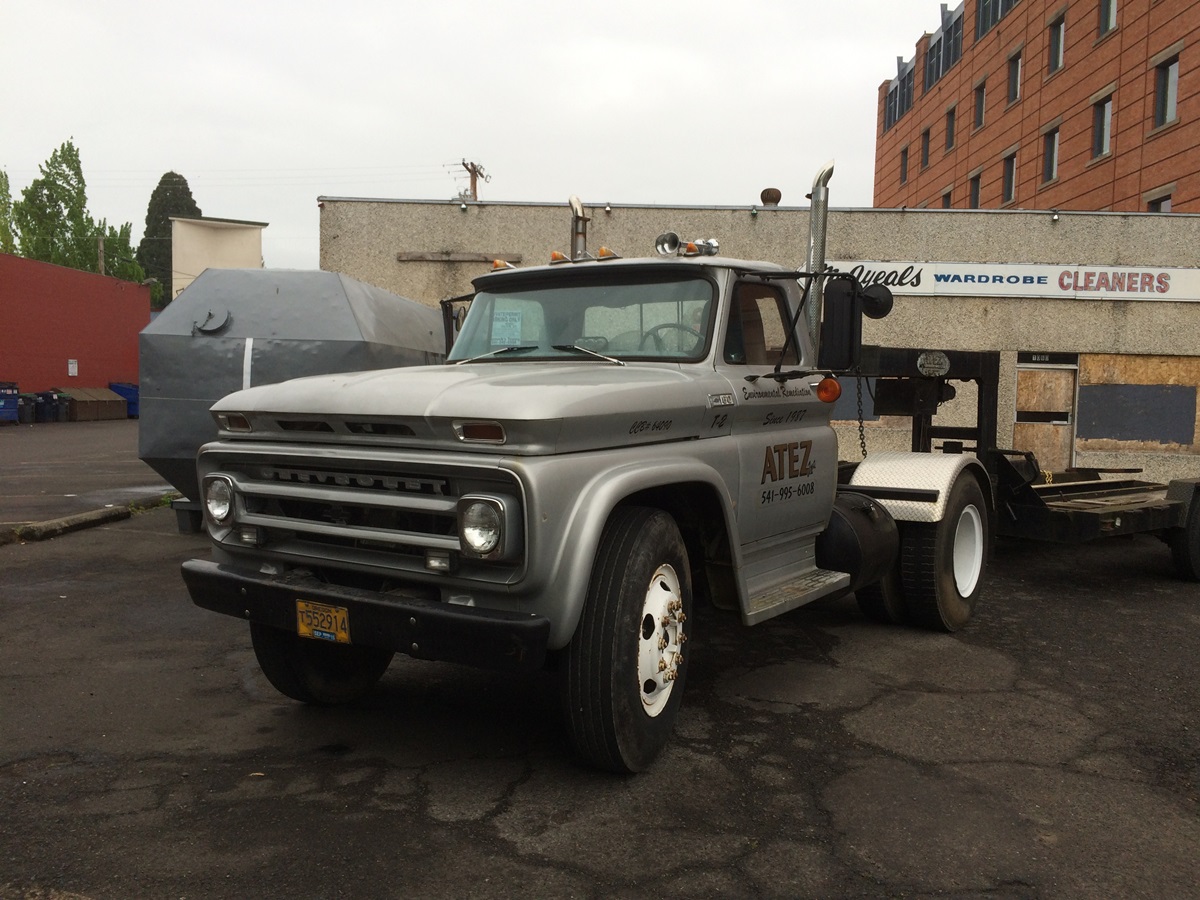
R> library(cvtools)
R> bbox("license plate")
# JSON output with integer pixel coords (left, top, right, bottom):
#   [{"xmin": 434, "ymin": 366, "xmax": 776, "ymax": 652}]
[{"xmin": 296, "ymin": 600, "xmax": 351, "ymax": 643}]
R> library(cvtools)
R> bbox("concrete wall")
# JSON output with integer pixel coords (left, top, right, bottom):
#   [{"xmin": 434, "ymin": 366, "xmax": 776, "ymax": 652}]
[
  {"xmin": 0, "ymin": 254, "xmax": 150, "ymax": 393},
  {"xmin": 171, "ymin": 218, "xmax": 265, "ymax": 300},
  {"xmin": 318, "ymin": 196, "xmax": 1200, "ymax": 482}
]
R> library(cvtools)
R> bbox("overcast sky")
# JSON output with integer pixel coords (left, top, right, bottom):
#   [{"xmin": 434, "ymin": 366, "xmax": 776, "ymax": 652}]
[{"xmin": 2, "ymin": 0, "xmax": 939, "ymax": 270}]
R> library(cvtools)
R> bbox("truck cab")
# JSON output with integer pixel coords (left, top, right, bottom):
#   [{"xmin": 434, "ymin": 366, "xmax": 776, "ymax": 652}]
[{"xmin": 183, "ymin": 165, "xmax": 993, "ymax": 772}]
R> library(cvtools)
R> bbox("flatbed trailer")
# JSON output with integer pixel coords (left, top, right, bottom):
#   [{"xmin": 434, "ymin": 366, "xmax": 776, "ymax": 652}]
[{"xmin": 852, "ymin": 345, "xmax": 1200, "ymax": 580}]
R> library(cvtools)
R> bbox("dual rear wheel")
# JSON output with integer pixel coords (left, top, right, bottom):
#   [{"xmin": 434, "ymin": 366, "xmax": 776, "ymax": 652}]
[{"xmin": 857, "ymin": 474, "xmax": 989, "ymax": 632}]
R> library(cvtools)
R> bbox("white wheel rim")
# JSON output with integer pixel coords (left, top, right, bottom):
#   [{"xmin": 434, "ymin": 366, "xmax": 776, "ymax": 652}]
[
  {"xmin": 952, "ymin": 504, "xmax": 985, "ymax": 597},
  {"xmin": 637, "ymin": 563, "xmax": 686, "ymax": 718}
]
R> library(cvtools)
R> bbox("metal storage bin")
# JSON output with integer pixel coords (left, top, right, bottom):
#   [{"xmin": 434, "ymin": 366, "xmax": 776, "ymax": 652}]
[{"xmin": 0, "ymin": 382, "xmax": 17, "ymax": 424}]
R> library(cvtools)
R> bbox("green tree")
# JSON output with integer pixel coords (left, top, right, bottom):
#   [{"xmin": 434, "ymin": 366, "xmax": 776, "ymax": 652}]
[
  {"xmin": 137, "ymin": 171, "xmax": 201, "ymax": 307},
  {"xmin": 12, "ymin": 140, "xmax": 95, "ymax": 270},
  {"xmin": 97, "ymin": 219, "xmax": 144, "ymax": 283},
  {"xmin": 9, "ymin": 140, "xmax": 144, "ymax": 284},
  {"xmin": 0, "ymin": 169, "xmax": 15, "ymax": 254}
]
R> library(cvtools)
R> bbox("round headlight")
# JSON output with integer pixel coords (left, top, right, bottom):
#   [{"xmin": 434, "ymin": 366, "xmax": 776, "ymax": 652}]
[
  {"xmin": 204, "ymin": 477, "xmax": 234, "ymax": 524},
  {"xmin": 461, "ymin": 501, "xmax": 501, "ymax": 555}
]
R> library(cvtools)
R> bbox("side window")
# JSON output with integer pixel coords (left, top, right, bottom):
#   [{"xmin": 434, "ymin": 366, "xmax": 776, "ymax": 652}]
[{"xmin": 723, "ymin": 284, "xmax": 799, "ymax": 366}]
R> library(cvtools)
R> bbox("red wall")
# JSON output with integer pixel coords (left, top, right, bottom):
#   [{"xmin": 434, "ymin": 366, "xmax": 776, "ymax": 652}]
[
  {"xmin": 0, "ymin": 254, "xmax": 151, "ymax": 393},
  {"xmin": 874, "ymin": 0, "xmax": 1200, "ymax": 212}
]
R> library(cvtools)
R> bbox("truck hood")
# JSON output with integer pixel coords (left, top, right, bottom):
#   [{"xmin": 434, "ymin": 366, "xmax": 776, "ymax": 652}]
[{"xmin": 212, "ymin": 362, "xmax": 724, "ymax": 454}]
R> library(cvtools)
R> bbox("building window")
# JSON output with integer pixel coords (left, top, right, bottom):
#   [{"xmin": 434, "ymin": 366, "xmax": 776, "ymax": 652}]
[
  {"xmin": 900, "ymin": 147, "xmax": 909, "ymax": 184},
  {"xmin": 1154, "ymin": 56, "xmax": 1179, "ymax": 127},
  {"xmin": 921, "ymin": 128, "xmax": 931, "ymax": 167},
  {"xmin": 1008, "ymin": 53, "xmax": 1022, "ymax": 103},
  {"xmin": 1092, "ymin": 95, "xmax": 1113, "ymax": 157},
  {"xmin": 1148, "ymin": 195, "xmax": 1172, "ymax": 212},
  {"xmin": 977, "ymin": 0, "xmax": 1020, "ymax": 40},
  {"xmin": 946, "ymin": 106, "xmax": 957, "ymax": 150},
  {"xmin": 974, "ymin": 82, "xmax": 987, "ymax": 128},
  {"xmin": 885, "ymin": 64, "xmax": 916, "ymax": 131},
  {"xmin": 1043, "ymin": 128, "xmax": 1060, "ymax": 182},
  {"xmin": 1099, "ymin": 0, "xmax": 1117, "ymax": 36},
  {"xmin": 1002, "ymin": 152, "xmax": 1018, "ymax": 203},
  {"xmin": 925, "ymin": 8, "xmax": 965, "ymax": 92},
  {"xmin": 969, "ymin": 172, "xmax": 982, "ymax": 208},
  {"xmin": 926, "ymin": 35, "xmax": 945, "ymax": 91},
  {"xmin": 1049, "ymin": 17, "xmax": 1066, "ymax": 74},
  {"xmin": 942, "ymin": 190, "xmax": 953, "ymax": 208}
]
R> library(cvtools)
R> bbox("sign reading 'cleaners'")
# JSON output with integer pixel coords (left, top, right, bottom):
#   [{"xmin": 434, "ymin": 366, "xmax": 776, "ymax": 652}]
[{"xmin": 826, "ymin": 261, "xmax": 1200, "ymax": 302}]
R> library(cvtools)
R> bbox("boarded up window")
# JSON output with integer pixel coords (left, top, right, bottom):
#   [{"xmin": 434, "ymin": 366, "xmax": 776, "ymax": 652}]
[{"xmin": 1076, "ymin": 384, "xmax": 1196, "ymax": 444}]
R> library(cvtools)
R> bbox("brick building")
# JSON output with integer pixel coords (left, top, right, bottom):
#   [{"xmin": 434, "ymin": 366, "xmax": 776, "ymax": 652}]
[{"xmin": 874, "ymin": 0, "xmax": 1198, "ymax": 212}]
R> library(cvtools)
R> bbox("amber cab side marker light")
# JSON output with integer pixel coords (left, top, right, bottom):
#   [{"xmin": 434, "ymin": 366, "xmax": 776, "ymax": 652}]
[{"xmin": 816, "ymin": 377, "xmax": 841, "ymax": 403}]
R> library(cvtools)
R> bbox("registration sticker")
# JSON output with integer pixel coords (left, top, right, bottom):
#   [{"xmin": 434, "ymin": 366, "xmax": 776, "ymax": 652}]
[{"xmin": 296, "ymin": 600, "xmax": 351, "ymax": 643}]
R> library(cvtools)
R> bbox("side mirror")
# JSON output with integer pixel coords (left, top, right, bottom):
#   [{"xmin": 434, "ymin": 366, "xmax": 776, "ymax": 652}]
[
  {"xmin": 817, "ymin": 278, "xmax": 860, "ymax": 371},
  {"xmin": 861, "ymin": 283, "xmax": 894, "ymax": 320},
  {"xmin": 817, "ymin": 279, "xmax": 893, "ymax": 371}
]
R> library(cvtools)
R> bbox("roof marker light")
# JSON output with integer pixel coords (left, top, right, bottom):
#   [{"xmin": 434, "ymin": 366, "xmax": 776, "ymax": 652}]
[{"xmin": 549, "ymin": 251, "xmax": 570, "ymax": 264}]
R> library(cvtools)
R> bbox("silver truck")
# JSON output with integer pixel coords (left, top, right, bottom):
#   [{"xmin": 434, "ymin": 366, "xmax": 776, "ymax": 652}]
[{"xmin": 183, "ymin": 164, "xmax": 993, "ymax": 772}]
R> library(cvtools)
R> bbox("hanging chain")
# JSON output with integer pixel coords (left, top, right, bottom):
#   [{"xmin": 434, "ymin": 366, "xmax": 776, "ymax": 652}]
[{"xmin": 856, "ymin": 368, "xmax": 868, "ymax": 459}]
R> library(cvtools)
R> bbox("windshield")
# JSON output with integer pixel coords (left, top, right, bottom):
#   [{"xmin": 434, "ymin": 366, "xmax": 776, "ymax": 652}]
[{"xmin": 447, "ymin": 272, "xmax": 716, "ymax": 363}]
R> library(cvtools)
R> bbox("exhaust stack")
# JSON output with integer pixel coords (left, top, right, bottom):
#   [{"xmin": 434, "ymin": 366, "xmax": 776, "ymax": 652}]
[
  {"xmin": 569, "ymin": 196, "xmax": 589, "ymax": 260},
  {"xmin": 804, "ymin": 161, "xmax": 835, "ymax": 359}
]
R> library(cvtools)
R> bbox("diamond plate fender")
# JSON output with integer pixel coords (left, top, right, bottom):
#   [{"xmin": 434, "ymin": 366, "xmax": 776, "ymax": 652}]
[{"xmin": 849, "ymin": 451, "xmax": 991, "ymax": 524}]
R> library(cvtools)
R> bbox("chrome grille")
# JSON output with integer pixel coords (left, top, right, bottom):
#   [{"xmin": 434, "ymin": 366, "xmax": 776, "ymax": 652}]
[{"xmin": 211, "ymin": 454, "xmax": 522, "ymax": 578}]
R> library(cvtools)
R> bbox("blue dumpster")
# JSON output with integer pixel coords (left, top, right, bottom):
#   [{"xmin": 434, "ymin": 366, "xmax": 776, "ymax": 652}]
[
  {"xmin": 0, "ymin": 382, "xmax": 17, "ymax": 424},
  {"xmin": 108, "ymin": 382, "xmax": 140, "ymax": 418}
]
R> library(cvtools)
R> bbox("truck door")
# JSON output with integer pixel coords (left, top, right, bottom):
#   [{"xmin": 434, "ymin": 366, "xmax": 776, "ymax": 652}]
[{"xmin": 717, "ymin": 281, "xmax": 837, "ymax": 545}]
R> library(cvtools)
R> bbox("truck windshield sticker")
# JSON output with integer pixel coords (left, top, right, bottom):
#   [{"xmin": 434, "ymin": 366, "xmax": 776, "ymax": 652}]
[{"xmin": 490, "ymin": 311, "xmax": 524, "ymax": 346}]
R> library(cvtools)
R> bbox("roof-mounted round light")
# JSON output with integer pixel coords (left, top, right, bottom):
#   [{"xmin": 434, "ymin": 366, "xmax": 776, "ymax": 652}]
[{"xmin": 654, "ymin": 232, "xmax": 720, "ymax": 257}]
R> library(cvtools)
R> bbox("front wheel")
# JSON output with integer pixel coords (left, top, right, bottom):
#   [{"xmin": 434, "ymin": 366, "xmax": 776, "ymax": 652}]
[
  {"xmin": 562, "ymin": 506, "xmax": 691, "ymax": 773},
  {"xmin": 250, "ymin": 623, "xmax": 394, "ymax": 705},
  {"xmin": 900, "ymin": 475, "xmax": 989, "ymax": 632}
]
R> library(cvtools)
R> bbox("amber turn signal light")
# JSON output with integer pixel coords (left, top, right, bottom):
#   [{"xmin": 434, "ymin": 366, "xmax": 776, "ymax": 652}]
[{"xmin": 816, "ymin": 377, "xmax": 841, "ymax": 403}]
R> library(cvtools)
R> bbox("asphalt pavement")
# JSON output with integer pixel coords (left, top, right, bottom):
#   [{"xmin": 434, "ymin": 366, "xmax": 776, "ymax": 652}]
[
  {"xmin": 1, "ymin": 420, "xmax": 1199, "ymax": 898},
  {"xmin": 0, "ymin": 418, "xmax": 175, "ymax": 543}
]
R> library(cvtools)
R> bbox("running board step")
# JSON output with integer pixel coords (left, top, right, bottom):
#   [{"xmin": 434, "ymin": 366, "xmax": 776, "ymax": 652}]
[{"xmin": 744, "ymin": 566, "xmax": 850, "ymax": 625}]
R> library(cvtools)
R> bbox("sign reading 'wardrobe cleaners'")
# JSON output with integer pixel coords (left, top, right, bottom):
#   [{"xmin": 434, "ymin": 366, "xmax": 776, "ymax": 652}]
[{"xmin": 827, "ymin": 261, "xmax": 1200, "ymax": 302}]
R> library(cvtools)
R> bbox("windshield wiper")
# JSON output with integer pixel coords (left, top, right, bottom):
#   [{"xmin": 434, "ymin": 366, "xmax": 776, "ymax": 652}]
[
  {"xmin": 551, "ymin": 344, "xmax": 626, "ymax": 366},
  {"xmin": 454, "ymin": 345, "xmax": 539, "ymax": 365}
]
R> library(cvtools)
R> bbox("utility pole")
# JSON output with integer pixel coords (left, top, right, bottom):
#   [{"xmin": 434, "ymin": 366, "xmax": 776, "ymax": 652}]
[
  {"xmin": 97, "ymin": 235, "xmax": 105, "ymax": 275},
  {"xmin": 461, "ymin": 160, "xmax": 490, "ymax": 201}
]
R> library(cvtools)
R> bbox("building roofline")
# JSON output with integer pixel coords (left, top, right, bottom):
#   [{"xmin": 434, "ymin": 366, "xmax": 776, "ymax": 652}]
[
  {"xmin": 169, "ymin": 215, "xmax": 269, "ymax": 228},
  {"xmin": 316, "ymin": 196, "xmax": 1200, "ymax": 219}
]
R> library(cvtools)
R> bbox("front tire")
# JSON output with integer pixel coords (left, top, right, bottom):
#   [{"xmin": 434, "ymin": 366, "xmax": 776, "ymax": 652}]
[
  {"xmin": 900, "ymin": 475, "xmax": 989, "ymax": 632},
  {"xmin": 250, "ymin": 623, "xmax": 394, "ymax": 705},
  {"xmin": 562, "ymin": 506, "xmax": 691, "ymax": 773}
]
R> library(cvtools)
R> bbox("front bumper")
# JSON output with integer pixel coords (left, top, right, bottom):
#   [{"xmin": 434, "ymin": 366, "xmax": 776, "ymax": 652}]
[{"xmin": 182, "ymin": 559, "xmax": 550, "ymax": 672}]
